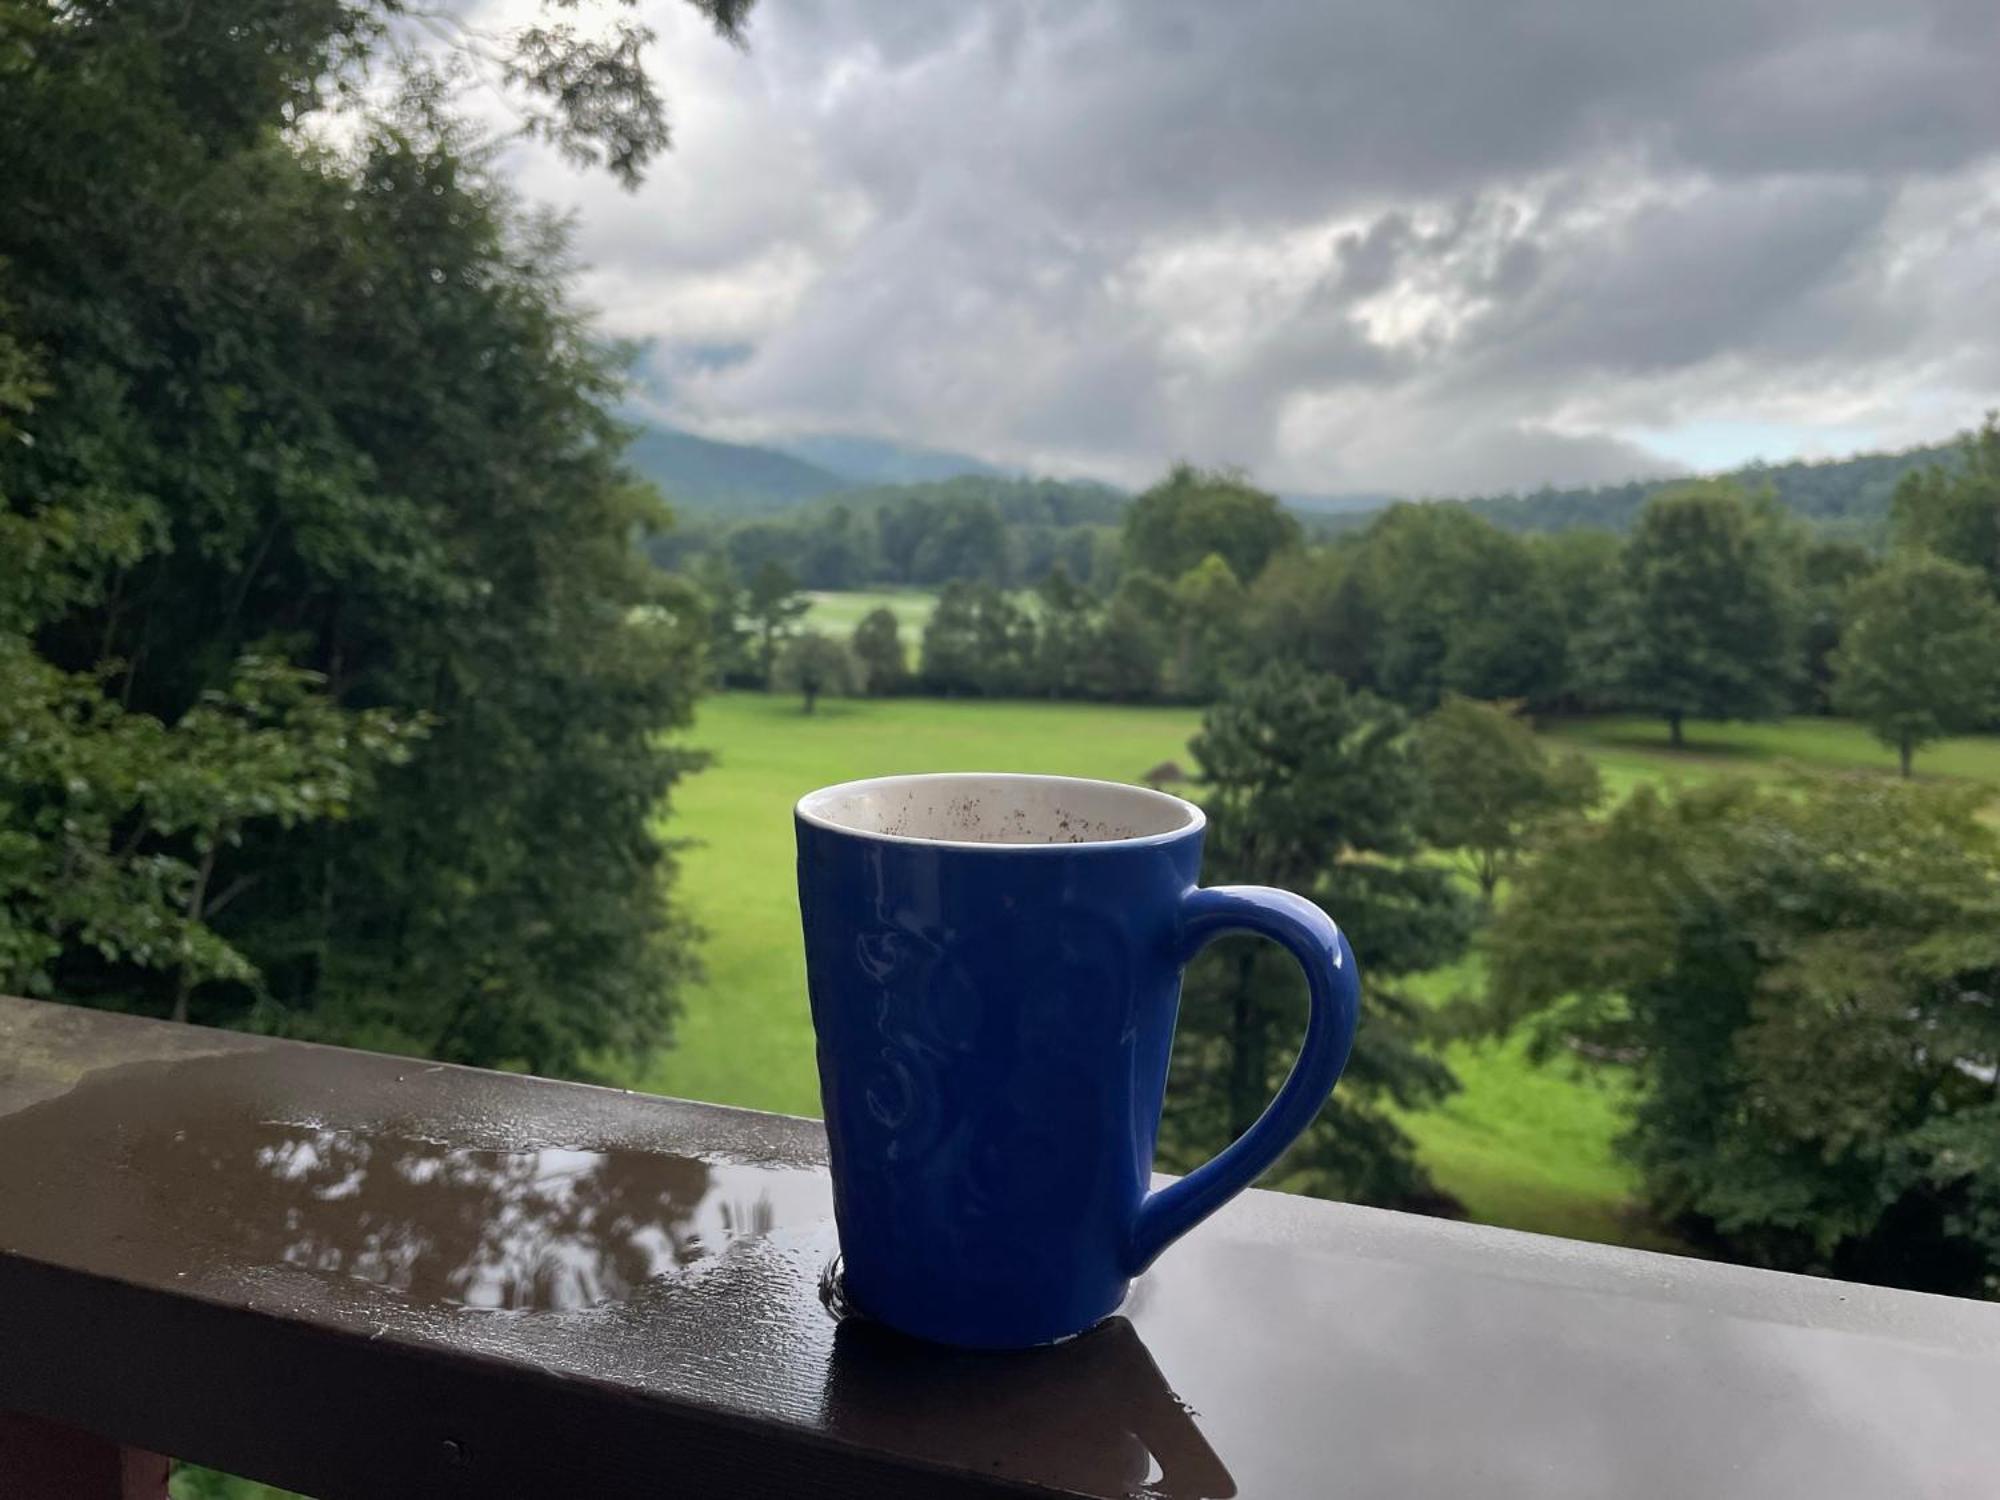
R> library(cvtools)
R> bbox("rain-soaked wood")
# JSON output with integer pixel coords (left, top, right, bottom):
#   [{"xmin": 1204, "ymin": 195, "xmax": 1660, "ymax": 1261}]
[
  {"xmin": 3, "ymin": 994, "xmax": 2000, "ymax": 1500},
  {"xmin": 0, "ymin": 1412, "xmax": 167, "ymax": 1499}
]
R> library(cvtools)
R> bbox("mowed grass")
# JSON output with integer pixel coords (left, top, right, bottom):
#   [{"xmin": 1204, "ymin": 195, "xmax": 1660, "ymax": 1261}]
[
  {"xmin": 802, "ymin": 588, "xmax": 937, "ymax": 635},
  {"xmin": 1392, "ymin": 953, "xmax": 1666, "ymax": 1248},
  {"xmin": 1546, "ymin": 713, "xmax": 2000, "ymax": 792},
  {"xmin": 633, "ymin": 682, "xmax": 2000, "ymax": 1249}
]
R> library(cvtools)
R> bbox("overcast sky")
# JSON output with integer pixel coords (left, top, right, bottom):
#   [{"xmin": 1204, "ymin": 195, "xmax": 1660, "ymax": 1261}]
[{"xmin": 487, "ymin": 0, "xmax": 2000, "ymax": 495}]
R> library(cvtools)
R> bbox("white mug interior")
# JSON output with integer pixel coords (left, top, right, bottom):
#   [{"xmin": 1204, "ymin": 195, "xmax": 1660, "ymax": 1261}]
[{"xmin": 796, "ymin": 773, "xmax": 1202, "ymax": 848}]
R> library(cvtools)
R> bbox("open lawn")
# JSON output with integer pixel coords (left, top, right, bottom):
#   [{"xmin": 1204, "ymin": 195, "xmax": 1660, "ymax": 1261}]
[
  {"xmin": 801, "ymin": 588, "xmax": 938, "ymax": 636},
  {"xmin": 634, "ymin": 685, "xmax": 2000, "ymax": 1252},
  {"xmin": 1546, "ymin": 713, "xmax": 2000, "ymax": 794}
]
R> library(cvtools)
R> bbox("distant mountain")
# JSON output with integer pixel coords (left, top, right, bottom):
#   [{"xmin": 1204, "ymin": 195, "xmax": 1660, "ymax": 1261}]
[
  {"xmin": 775, "ymin": 433, "xmax": 1013, "ymax": 487},
  {"xmin": 1321, "ymin": 440, "xmax": 1962, "ymax": 540},
  {"xmin": 1282, "ymin": 490, "xmax": 1399, "ymax": 516},
  {"xmin": 624, "ymin": 426, "xmax": 848, "ymax": 515}
]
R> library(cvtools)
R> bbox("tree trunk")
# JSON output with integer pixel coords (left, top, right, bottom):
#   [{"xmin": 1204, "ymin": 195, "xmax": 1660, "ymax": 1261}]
[
  {"xmin": 171, "ymin": 841, "xmax": 220, "ymax": 1025},
  {"xmin": 803, "ymin": 685, "xmax": 818, "ymax": 715},
  {"xmin": 1899, "ymin": 735, "xmax": 1913, "ymax": 778},
  {"xmin": 1668, "ymin": 709, "xmax": 1685, "ymax": 749}
]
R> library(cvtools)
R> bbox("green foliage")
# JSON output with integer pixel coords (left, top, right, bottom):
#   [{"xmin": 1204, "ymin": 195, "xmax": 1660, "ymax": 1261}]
[
  {"xmin": 1242, "ymin": 547, "xmax": 1376, "ymax": 684},
  {"xmin": 1324, "ymin": 442, "xmax": 1953, "ymax": 540},
  {"xmin": 1414, "ymin": 696, "xmax": 1600, "ymax": 903},
  {"xmin": 745, "ymin": 561, "xmax": 811, "ymax": 687},
  {"xmin": 1831, "ymin": 552, "xmax": 2000, "ymax": 775},
  {"xmin": 651, "ymin": 475, "xmax": 1124, "ymax": 591},
  {"xmin": 1120, "ymin": 465, "xmax": 1300, "ymax": 585},
  {"xmin": 1084, "ymin": 593, "xmax": 1169, "ymax": 701},
  {"xmin": 849, "ymin": 607, "xmax": 908, "ymax": 696},
  {"xmin": 0, "ymin": 642, "xmax": 420, "ymax": 1016},
  {"xmin": 1794, "ymin": 537, "xmax": 1877, "ymax": 713},
  {"xmin": 918, "ymin": 580, "xmax": 1038, "ymax": 696},
  {"xmin": 774, "ymin": 630, "xmax": 857, "ymax": 713},
  {"xmin": 1524, "ymin": 530, "xmax": 1623, "ymax": 705},
  {"xmin": 1487, "ymin": 777, "xmax": 2000, "ymax": 1295},
  {"xmin": 1350, "ymin": 505, "xmax": 1569, "ymax": 709},
  {"xmin": 1160, "ymin": 666, "xmax": 1473, "ymax": 1205},
  {"xmin": 1596, "ymin": 484, "xmax": 1799, "ymax": 744},
  {"xmin": 1, "ymin": 0, "xmax": 714, "ymax": 1078},
  {"xmin": 686, "ymin": 554, "xmax": 755, "ymax": 686},
  {"xmin": 1031, "ymin": 563, "xmax": 1097, "ymax": 697},
  {"xmin": 1891, "ymin": 416, "xmax": 2000, "ymax": 589},
  {"xmin": 1166, "ymin": 552, "xmax": 1248, "ymax": 699}
]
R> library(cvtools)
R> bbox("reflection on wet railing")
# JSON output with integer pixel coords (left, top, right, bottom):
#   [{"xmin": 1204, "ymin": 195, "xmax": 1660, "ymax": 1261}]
[{"xmin": 150, "ymin": 1121, "xmax": 824, "ymax": 1312}]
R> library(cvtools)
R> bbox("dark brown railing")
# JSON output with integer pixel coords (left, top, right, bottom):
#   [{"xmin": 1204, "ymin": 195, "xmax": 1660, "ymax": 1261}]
[{"xmin": 4, "ymin": 993, "xmax": 1999, "ymax": 1499}]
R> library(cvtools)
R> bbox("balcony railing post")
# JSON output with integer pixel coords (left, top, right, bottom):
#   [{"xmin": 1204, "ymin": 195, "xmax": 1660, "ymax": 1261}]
[{"xmin": 0, "ymin": 1412, "xmax": 168, "ymax": 1499}]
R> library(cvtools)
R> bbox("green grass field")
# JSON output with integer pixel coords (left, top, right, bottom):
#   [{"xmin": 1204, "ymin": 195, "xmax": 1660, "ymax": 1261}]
[
  {"xmin": 801, "ymin": 588, "xmax": 938, "ymax": 635},
  {"xmin": 632, "ymin": 686, "xmax": 2000, "ymax": 1252},
  {"xmin": 1545, "ymin": 713, "xmax": 2000, "ymax": 792}
]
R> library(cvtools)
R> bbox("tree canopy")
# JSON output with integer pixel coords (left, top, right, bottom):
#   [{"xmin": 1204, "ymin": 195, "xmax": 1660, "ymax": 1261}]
[
  {"xmin": 1596, "ymin": 484, "xmax": 1799, "ymax": 745},
  {"xmin": 1414, "ymin": 696, "xmax": 1600, "ymax": 903},
  {"xmin": 1832, "ymin": 552, "xmax": 2000, "ymax": 776},
  {"xmin": 0, "ymin": 0, "xmax": 731, "ymax": 1076},
  {"xmin": 1160, "ymin": 666, "xmax": 1472, "ymax": 1207},
  {"xmin": 1891, "ymin": 416, "xmax": 2000, "ymax": 590},
  {"xmin": 1120, "ymin": 465, "xmax": 1300, "ymax": 585},
  {"xmin": 1486, "ymin": 778, "xmax": 2000, "ymax": 1296},
  {"xmin": 775, "ymin": 631, "xmax": 856, "ymax": 714}
]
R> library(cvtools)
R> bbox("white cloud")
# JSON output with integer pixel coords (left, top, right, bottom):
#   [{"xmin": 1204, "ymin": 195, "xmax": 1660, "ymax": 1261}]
[{"xmin": 462, "ymin": 0, "xmax": 2000, "ymax": 492}]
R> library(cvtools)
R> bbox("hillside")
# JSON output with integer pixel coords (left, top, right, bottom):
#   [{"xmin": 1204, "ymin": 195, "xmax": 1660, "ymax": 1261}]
[
  {"xmin": 624, "ymin": 426, "xmax": 848, "ymax": 514},
  {"xmin": 1330, "ymin": 441, "xmax": 1959, "ymax": 539},
  {"xmin": 776, "ymin": 433, "xmax": 1012, "ymax": 487},
  {"xmin": 634, "ymin": 412, "xmax": 1968, "ymax": 541},
  {"xmin": 626, "ymin": 423, "xmax": 1015, "ymax": 515}
]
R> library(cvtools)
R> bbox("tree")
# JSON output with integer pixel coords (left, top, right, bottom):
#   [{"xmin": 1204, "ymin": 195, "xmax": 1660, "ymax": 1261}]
[
  {"xmin": 1121, "ymin": 465, "xmax": 1300, "ymax": 585},
  {"xmin": 849, "ymin": 607, "xmax": 908, "ymax": 696},
  {"xmin": 1597, "ymin": 484, "xmax": 1798, "ymax": 746},
  {"xmin": 918, "ymin": 581, "xmax": 1037, "ymax": 696},
  {"xmin": 1487, "ymin": 778, "xmax": 2000, "ymax": 1297},
  {"xmin": 1891, "ymin": 417, "xmax": 2000, "ymax": 590},
  {"xmin": 1159, "ymin": 666, "xmax": 1474, "ymax": 1206},
  {"xmin": 1831, "ymin": 553, "xmax": 2000, "ymax": 776},
  {"xmin": 1032, "ymin": 564, "xmax": 1097, "ymax": 697},
  {"xmin": 687, "ymin": 554, "xmax": 755, "ymax": 686},
  {"xmin": 1, "ymin": 0, "xmax": 724, "ymax": 1077},
  {"xmin": 1524, "ymin": 530, "xmax": 1621, "ymax": 708},
  {"xmin": 774, "ymin": 632, "xmax": 857, "ymax": 714},
  {"xmin": 1167, "ymin": 552, "xmax": 1249, "ymax": 700},
  {"xmin": 745, "ymin": 561, "xmax": 811, "ymax": 688},
  {"xmin": 1794, "ymin": 538, "xmax": 1876, "ymax": 714},
  {"xmin": 1244, "ymin": 545, "xmax": 1379, "ymax": 688},
  {"xmin": 1414, "ymin": 696, "xmax": 1600, "ymax": 905},
  {"xmin": 1081, "ymin": 594, "xmax": 1167, "ymax": 702},
  {"xmin": 1351, "ymin": 505, "xmax": 1569, "ymax": 710}
]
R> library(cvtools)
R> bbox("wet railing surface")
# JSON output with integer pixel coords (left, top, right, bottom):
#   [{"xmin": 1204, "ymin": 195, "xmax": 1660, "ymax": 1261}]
[{"xmin": 4, "ymin": 995, "xmax": 2000, "ymax": 1499}]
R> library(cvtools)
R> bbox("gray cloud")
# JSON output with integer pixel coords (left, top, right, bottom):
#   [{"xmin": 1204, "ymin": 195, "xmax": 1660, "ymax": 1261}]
[{"xmin": 491, "ymin": 0, "xmax": 2000, "ymax": 492}]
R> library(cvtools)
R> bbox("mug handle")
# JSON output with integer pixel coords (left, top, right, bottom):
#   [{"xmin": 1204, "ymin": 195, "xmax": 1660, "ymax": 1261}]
[{"xmin": 1123, "ymin": 885, "xmax": 1362, "ymax": 1276}]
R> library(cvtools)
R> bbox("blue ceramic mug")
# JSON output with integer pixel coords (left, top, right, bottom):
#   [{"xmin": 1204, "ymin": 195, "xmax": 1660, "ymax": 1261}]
[{"xmin": 797, "ymin": 772, "xmax": 1361, "ymax": 1349}]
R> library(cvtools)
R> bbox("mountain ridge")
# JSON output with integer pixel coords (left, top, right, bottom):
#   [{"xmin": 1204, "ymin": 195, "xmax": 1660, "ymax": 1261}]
[{"xmin": 628, "ymin": 415, "xmax": 1968, "ymax": 539}]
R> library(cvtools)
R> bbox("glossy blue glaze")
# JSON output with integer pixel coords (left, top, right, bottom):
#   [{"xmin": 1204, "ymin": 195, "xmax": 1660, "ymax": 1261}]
[{"xmin": 797, "ymin": 774, "xmax": 1362, "ymax": 1349}]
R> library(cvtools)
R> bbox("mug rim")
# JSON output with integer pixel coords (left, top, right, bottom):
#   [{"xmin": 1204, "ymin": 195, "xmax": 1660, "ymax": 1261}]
[{"xmin": 795, "ymin": 771, "xmax": 1206, "ymax": 853}]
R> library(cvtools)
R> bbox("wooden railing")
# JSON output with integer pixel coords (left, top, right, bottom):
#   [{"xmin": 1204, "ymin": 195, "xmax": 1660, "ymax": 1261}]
[{"xmin": 3, "ymin": 993, "xmax": 1999, "ymax": 1499}]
